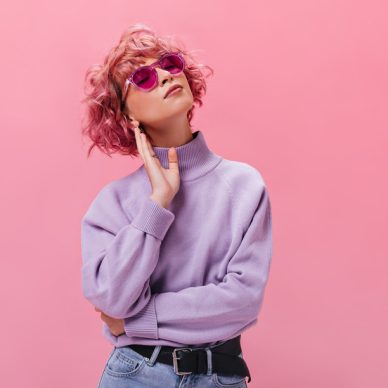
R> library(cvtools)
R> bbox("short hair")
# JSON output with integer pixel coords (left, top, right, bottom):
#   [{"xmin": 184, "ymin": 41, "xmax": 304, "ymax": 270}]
[{"xmin": 80, "ymin": 23, "xmax": 214, "ymax": 159}]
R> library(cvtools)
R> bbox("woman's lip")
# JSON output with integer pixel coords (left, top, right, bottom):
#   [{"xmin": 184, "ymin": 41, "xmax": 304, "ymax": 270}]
[{"xmin": 165, "ymin": 85, "xmax": 183, "ymax": 98}]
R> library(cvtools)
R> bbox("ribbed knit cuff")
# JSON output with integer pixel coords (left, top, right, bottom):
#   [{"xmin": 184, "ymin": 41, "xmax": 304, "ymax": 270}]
[
  {"xmin": 130, "ymin": 196, "xmax": 175, "ymax": 240},
  {"xmin": 124, "ymin": 295, "xmax": 158, "ymax": 339}
]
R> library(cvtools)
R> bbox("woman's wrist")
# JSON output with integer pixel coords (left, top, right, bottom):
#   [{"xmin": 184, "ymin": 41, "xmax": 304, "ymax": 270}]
[{"xmin": 149, "ymin": 194, "xmax": 170, "ymax": 209}]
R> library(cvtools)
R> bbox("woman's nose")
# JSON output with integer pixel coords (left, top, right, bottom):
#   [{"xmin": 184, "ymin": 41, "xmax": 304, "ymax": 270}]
[{"xmin": 157, "ymin": 68, "xmax": 174, "ymax": 86}]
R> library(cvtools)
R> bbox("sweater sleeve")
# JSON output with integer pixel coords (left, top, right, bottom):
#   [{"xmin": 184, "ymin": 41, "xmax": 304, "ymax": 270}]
[
  {"xmin": 124, "ymin": 184, "xmax": 273, "ymax": 344},
  {"xmin": 81, "ymin": 187, "xmax": 175, "ymax": 330}
]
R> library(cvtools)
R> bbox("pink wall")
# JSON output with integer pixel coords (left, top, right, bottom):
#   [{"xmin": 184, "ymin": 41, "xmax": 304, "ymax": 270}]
[{"xmin": 1, "ymin": 0, "xmax": 387, "ymax": 387}]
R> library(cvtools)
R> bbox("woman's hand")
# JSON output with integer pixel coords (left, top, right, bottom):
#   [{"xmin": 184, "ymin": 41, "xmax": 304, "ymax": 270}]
[
  {"xmin": 95, "ymin": 307, "xmax": 125, "ymax": 337},
  {"xmin": 133, "ymin": 122, "xmax": 180, "ymax": 209}
]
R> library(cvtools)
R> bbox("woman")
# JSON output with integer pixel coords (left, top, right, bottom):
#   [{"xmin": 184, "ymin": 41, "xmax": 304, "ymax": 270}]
[{"xmin": 80, "ymin": 23, "xmax": 272, "ymax": 388}]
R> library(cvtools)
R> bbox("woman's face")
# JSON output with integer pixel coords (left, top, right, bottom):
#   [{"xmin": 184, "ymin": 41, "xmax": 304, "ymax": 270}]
[{"xmin": 124, "ymin": 55, "xmax": 194, "ymax": 130}]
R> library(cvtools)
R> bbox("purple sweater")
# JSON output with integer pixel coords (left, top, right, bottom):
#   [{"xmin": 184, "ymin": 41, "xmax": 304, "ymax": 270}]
[{"xmin": 81, "ymin": 130, "xmax": 273, "ymax": 349}]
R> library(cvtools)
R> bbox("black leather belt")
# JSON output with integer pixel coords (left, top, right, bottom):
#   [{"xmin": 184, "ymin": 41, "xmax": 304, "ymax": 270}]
[{"xmin": 126, "ymin": 335, "xmax": 251, "ymax": 383}]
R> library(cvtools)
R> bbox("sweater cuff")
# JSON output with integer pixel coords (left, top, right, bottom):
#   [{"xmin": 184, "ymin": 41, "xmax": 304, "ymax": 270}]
[
  {"xmin": 124, "ymin": 295, "xmax": 158, "ymax": 339},
  {"xmin": 130, "ymin": 196, "xmax": 175, "ymax": 240}
]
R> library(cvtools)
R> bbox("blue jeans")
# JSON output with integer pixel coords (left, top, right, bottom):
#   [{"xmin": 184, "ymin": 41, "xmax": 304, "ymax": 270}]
[{"xmin": 98, "ymin": 344, "xmax": 248, "ymax": 387}]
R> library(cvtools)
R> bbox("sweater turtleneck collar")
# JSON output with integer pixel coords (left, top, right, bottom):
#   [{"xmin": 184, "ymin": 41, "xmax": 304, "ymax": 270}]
[{"xmin": 151, "ymin": 130, "xmax": 222, "ymax": 181}]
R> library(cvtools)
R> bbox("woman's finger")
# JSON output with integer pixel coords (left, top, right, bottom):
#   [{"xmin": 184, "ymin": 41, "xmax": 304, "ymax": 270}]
[
  {"xmin": 140, "ymin": 132, "xmax": 159, "ymax": 168},
  {"xmin": 139, "ymin": 132, "xmax": 166, "ymax": 185},
  {"xmin": 143, "ymin": 133, "xmax": 163, "ymax": 169},
  {"xmin": 133, "ymin": 125, "xmax": 145, "ymax": 161}
]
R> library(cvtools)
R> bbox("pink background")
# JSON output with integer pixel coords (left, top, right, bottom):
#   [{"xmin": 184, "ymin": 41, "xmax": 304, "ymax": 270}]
[{"xmin": 1, "ymin": 1, "xmax": 387, "ymax": 387}]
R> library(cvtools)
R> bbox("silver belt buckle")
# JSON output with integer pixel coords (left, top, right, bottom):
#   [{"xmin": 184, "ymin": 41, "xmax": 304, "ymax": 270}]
[{"xmin": 172, "ymin": 347, "xmax": 193, "ymax": 375}]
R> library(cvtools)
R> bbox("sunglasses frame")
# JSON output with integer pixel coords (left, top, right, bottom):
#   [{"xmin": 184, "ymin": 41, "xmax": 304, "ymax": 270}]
[{"xmin": 122, "ymin": 51, "xmax": 185, "ymax": 99}]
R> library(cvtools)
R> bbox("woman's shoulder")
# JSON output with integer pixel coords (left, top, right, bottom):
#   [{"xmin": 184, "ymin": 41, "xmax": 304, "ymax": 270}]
[
  {"xmin": 216, "ymin": 158, "xmax": 268, "ymax": 191},
  {"xmin": 215, "ymin": 158, "xmax": 270, "ymax": 226},
  {"xmin": 82, "ymin": 166, "xmax": 144, "ymax": 222}
]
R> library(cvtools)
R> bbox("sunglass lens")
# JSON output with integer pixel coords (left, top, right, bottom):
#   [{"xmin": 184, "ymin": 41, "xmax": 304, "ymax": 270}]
[
  {"xmin": 132, "ymin": 67, "xmax": 157, "ymax": 90},
  {"xmin": 160, "ymin": 54, "xmax": 184, "ymax": 74}
]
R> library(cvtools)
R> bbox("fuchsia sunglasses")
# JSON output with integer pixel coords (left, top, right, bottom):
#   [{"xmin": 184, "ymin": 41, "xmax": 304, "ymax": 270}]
[{"xmin": 122, "ymin": 51, "xmax": 185, "ymax": 99}]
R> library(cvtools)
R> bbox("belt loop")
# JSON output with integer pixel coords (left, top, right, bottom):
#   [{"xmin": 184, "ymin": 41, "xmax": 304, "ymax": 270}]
[
  {"xmin": 205, "ymin": 347, "xmax": 212, "ymax": 375},
  {"xmin": 146, "ymin": 345, "xmax": 162, "ymax": 366}
]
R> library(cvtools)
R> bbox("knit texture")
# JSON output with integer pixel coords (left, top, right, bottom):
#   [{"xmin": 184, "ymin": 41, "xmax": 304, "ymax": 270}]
[{"xmin": 81, "ymin": 130, "xmax": 273, "ymax": 348}]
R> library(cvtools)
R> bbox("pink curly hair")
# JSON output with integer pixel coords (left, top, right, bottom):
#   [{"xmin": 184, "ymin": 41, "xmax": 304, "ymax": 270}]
[{"xmin": 80, "ymin": 23, "xmax": 214, "ymax": 159}]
